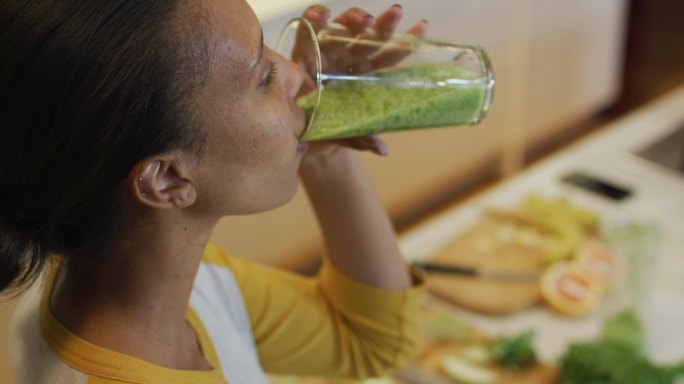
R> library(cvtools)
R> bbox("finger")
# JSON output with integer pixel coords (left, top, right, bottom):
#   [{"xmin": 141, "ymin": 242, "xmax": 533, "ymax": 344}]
[
  {"xmin": 370, "ymin": 20, "xmax": 428, "ymax": 69},
  {"xmin": 317, "ymin": 8, "xmax": 373, "ymax": 72},
  {"xmin": 337, "ymin": 139, "xmax": 367, "ymax": 152},
  {"xmin": 365, "ymin": 135, "xmax": 389, "ymax": 156},
  {"xmin": 347, "ymin": 5, "xmax": 403, "ymax": 58},
  {"xmin": 333, "ymin": 7, "xmax": 375, "ymax": 35},
  {"xmin": 373, "ymin": 4, "xmax": 403, "ymax": 40},
  {"xmin": 297, "ymin": 5, "xmax": 331, "ymax": 53},
  {"xmin": 292, "ymin": 6, "xmax": 331, "ymax": 75},
  {"xmin": 405, "ymin": 18, "xmax": 429, "ymax": 38},
  {"xmin": 352, "ymin": 135, "xmax": 389, "ymax": 156},
  {"xmin": 302, "ymin": 4, "xmax": 331, "ymax": 31},
  {"xmin": 346, "ymin": 30, "xmax": 383, "ymax": 58},
  {"xmin": 370, "ymin": 44, "xmax": 411, "ymax": 70}
]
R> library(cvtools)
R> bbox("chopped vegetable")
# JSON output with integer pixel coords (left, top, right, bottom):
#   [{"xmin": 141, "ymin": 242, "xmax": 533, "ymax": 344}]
[
  {"xmin": 440, "ymin": 355, "xmax": 497, "ymax": 384},
  {"xmin": 540, "ymin": 261, "xmax": 604, "ymax": 316},
  {"xmin": 600, "ymin": 309, "xmax": 644, "ymax": 352},
  {"xmin": 560, "ymin": 309, "xmax": 684, "ymax": 383},
  {"xmin": 461, "ymin": 344, "xmax": 493, "ymax": 365},
  {"xmin": 358, "ymin": 378, "xmax": 397, "ymax": 384},
  {"xmin": 559, "ymin": 342, "xmax": 682, "ymax": 384},
  {"xmin": 421, "ymin": 313, "xmax": 474, "ymax": 342},
  {"xmin": 606, "ymin": 221, "xmax": 661, "ymax": 305},
  {"xmin": 490, "ymin": 330, "xmax": 537, "ymax": 371},
  {"xmin": 574, "ymin": 241, "xmax": 614, "ymax": 279},
  {"xmin": 270, "ymin": 377, "xmax": 301, "ymax": 384}
]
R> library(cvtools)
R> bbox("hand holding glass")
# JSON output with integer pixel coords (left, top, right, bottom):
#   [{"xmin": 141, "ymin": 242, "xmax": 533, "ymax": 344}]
[{"xmin": 277, "ymin": 18, "xmax": 495, "ymax": 141}]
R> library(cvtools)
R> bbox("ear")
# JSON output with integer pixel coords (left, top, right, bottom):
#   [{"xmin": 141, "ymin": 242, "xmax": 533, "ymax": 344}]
[{"xmin": 126, "ymin": 154, "xmax": 197, "ymax": 209}]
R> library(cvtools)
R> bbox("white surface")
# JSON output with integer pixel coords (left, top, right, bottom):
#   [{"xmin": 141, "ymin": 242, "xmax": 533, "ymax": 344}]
[
  {"xmin": 400, "ymin": 85, "xmax": 684, "ymax": 364},
  {"xmin": 246, "ymin": 0, "xmax": 332, "ymax": 23}
]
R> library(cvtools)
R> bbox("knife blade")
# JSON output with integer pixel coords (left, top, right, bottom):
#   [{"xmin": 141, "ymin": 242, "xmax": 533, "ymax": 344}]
[{"xmin": 411, "ymin": 261, "xmax": 541, "ymax": 282}]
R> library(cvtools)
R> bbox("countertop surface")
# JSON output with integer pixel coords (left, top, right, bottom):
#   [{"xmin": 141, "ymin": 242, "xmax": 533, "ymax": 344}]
[{"xmin": 400, "ymin": 84, "xmax": 684, "ymax": 364}]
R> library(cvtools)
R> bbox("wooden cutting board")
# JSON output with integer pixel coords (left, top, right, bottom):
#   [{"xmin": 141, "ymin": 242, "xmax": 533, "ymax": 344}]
[
  {"xmin": 418, "ymin": 342, "xmax": 559, "ymax": 384},
  {"xmin": 425, "ymin": 214, "xmax": 550, "ymax": 315}
]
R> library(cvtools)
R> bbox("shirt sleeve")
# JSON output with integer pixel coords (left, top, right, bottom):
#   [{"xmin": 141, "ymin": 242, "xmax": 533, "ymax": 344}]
[{"xmin": 212, "ymin": 245, "xmax": 426, "ymax": 379}]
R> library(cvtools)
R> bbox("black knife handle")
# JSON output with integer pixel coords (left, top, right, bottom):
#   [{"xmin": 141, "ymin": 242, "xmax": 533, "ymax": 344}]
[{"xmin": 411, "ymin": 262, "xmax": 478, "ymax": 277}]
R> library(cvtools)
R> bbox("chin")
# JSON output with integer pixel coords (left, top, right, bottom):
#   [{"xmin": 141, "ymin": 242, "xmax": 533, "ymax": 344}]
[
  {"xmin": 243, "ymin": 182, "xmax": 300, "ymax": 215},
  {"xmin": 276, "ymin": 181, "xmax": 301, "ymax": 207}
]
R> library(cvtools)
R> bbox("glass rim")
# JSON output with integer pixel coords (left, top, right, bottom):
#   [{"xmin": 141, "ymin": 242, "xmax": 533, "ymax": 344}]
[
  {"xmin": 275, "ymin": 18, "xmax": 322, "ymax": 140},
  {"xmin": 471, "ymin": 45, "xmax": 495, "ymax": 123}
]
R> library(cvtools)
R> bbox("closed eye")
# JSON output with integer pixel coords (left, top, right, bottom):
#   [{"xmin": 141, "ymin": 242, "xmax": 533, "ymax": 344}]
[{"xmin": 259, "ymin": 60, "xmax": 279, "ymax": 88}]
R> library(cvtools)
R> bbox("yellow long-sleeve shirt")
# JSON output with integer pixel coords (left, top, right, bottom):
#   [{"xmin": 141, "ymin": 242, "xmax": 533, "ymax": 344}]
[{"xmin": 10, "ymin": 243, "xmax": 425, "ymax": 383}]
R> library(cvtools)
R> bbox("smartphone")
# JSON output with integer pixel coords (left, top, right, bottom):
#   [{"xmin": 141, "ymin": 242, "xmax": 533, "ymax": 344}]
[{"xmin": 561, "ymin": 171, "xmax": 633, "ymax": 201}]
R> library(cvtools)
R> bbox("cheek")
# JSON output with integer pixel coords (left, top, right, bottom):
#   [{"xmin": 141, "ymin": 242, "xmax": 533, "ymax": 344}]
[
  {"xmin": 196, "ymin": 104, "xmax": 300, "ymax": 213},
  {"xmin": 218, "ymin": 112, "xmax": 292, "ymax": 173}
]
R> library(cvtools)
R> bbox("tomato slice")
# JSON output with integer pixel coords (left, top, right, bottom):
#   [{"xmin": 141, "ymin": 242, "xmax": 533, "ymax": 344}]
[
  {"xmin": 541, "ymin": 261, "xmax": 603, "ymax": 316},
  {"xmin": 557, "ymin": 274, "xmax": 590, "ymax": 302}
]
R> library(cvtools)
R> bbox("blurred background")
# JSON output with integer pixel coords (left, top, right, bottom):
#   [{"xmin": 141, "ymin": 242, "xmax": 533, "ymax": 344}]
[
  {"xmin": 2, "ymin": 0, "xmax": 684, "ymax": 381},
  {"xmin": 212, "ymin": 0, "xmax": 684, "ymax": 271}
]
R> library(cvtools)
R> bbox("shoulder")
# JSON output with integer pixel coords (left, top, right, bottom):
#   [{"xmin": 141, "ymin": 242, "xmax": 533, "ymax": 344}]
[
  {"xmin": 199, "ymin": 242, "xmax": 253, "ymax": 281},
  {"xmin": 10, "ymin": 277, "xmax": 89, "ymax": 384},
  {"xmin": 201, "ymin": 242, "xmax": 234, "ymax": 267},
  {"xmin": 201, "ymin": 242, "xmax": 248, "ymax": 270}
]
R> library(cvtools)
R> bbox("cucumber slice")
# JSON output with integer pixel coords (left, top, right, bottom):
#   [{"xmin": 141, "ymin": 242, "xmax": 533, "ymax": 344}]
[
  {"xmin": 358, "ymin": 378, "xmax": 397, "ymax": 384},
  {"xmin": 461, "ymin": 345, "xmax": 493, "ymax": 365},
  {"xmin": 421, "ymin": 313, "xmax": 474, "ymax": 342},
  {"xmin": 441, "ymin": 355, "xmax": 497, "ymax": 384}
]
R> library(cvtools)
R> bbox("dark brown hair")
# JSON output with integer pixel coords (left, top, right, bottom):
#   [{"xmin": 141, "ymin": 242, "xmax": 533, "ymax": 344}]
[{"xmin": 0, "ymin": 0, "xmax": 210, "ymax": 294}]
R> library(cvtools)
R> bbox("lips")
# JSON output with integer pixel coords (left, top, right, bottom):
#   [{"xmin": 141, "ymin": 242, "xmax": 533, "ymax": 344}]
[{"xmin": 297, "ymin": 141, "xmax": 309, "ymax": 153}]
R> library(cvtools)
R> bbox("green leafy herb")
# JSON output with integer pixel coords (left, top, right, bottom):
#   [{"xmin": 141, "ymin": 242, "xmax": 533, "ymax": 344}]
[
  {"xmin": 559, "ymin": 342, "xmax": 681, "ymax": 384},
  {"xmin": 600, "ymin": 309, "xmax": 644, "ymax": 352},
  {"xmin": 560, "ymin": 309, "xmax": 684, "ymax": 384},
  {"xmin": 490, "ymin": 330, "xmax": 537, "ymax": 371}
]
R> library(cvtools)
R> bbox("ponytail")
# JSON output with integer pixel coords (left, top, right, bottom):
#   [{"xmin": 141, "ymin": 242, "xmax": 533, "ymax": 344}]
[{"xmin": 0, "ymin": 219, "xmax": 52, "ymax": 296}]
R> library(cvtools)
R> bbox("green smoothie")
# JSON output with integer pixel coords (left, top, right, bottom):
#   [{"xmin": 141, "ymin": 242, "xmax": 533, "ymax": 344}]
[{"xmin": 297, "ymin": 63, "xmax": 489, "ymax": 141}]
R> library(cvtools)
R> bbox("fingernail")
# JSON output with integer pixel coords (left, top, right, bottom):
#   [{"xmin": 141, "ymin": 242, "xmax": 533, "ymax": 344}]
[
  {"xmin": 392, "ymin": 4, "xmax": 403, "ymax": 9},
  {"xmin": 421, "ymin": 19, "xmax": 429, "ymax": 24},
  {"xmin": 356, "ymin": 9, "xmax": 373, "ymax": 19},
  {"xmin": 370, "ymin": 143, "xmax": 389, "ymax": 156},
  {"xmin": 312, "ymin": 5, "xmax": 331, "ymax": 16}
]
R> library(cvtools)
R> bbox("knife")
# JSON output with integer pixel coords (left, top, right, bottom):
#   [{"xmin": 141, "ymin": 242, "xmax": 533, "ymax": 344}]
[{"xmin": 411, "ymin": 261, "xmax": 541, "ymax": 282}]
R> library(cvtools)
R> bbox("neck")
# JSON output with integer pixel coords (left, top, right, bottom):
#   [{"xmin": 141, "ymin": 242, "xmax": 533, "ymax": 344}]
[{"xmin": 50, "ymin": 213, "xmax": 216, "ymax": 370}]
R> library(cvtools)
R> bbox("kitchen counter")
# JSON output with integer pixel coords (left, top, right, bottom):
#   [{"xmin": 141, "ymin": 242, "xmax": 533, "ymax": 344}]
[{"xmin": 400, "ymin": 84, "xmax": 684, "ymax": 364}]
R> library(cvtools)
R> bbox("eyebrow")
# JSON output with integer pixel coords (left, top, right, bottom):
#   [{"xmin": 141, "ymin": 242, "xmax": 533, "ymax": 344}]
[{"xmin": 251, "ymin": 28, "xmax": 264, "ymax": 76}]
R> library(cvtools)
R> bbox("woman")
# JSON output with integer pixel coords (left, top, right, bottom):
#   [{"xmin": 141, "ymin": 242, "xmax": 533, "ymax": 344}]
[{"xmin": 2, "ymin": 0, "xmax": 427, "ymax": 382}]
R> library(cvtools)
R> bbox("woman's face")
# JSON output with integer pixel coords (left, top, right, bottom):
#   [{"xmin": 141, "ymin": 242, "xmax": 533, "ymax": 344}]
[{"xmin": 189, "ymin": 0, "xmax": 310, "ymax": 216}]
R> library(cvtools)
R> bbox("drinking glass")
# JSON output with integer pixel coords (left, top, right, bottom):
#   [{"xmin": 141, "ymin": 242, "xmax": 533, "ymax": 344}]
[{"xmin": 276, "ymin": 18, "xmax": 495, "ymax": 141}]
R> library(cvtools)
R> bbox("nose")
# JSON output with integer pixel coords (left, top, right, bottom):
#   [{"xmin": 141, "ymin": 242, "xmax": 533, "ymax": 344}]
[{"xmin": 274, "ymin": 51, "xmax": 315, "ymax": 100}]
